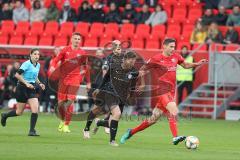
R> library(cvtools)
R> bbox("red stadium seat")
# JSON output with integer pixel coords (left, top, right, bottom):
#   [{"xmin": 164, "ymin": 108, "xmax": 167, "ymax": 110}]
[
  {"xmin": 145, "ymin": 40, "xmax": 160, "ymax": 49},
  {"xmin": 84, "ymin": 38, "xmax": 98, "ymax": 47},
  {"xmin": 43, "ymin": 21, "xmax": 59, "ymax": 37},
  {"xmin": 177, "ymin": 42, "xmax": 191, "ymax": 50},
  {"xmin": 57, "ymin": 22, "xmax": 74, "ymax": 38},
  {"xmin": 13, "ymin": 21, "xmax": 30, "ymax": 36},
  {"xmin": 131, "ymin": 40, "xmax": 144, "ymax": 49},
  {"xmin": 192, "ymin": 44, "xmax": 208, "ymax": 51},
  {"xmin": 69, "ymin": 0, "xmax": 83, "ymax": 13},
  {"xmin": 24, "ymin": 36, "xmax": 38, "ymax": 45},
  {"xmin": 209, "ymin": 43, "xmax": 224, "ymax": 52},
  {"xmin": 182, "ymin": 25, "xmax": 194, "ymax": 36},
  {"xmin": 166, "ymin": 25, "xmax": 181, "ymax": 38},
  {"xmin": 172, "ymin": 2, "xmax": 187, "ymax": 10},
  {"xmin": 9, "ymin": 36, "xmax": 23, "ymax": 45},
  {"xmin": 218, "ymin": 26, "xmax": 228, "ymax": 37},
  {"xmin": 0, "ymin": 20, "xmax": 15, "ymax": 36},
  {"xmin": 0, "ymin": 35, "xmax": 9, "ymax": 44},
  {"xmin": 38, "ymin": 37, "xmax": 53, "ymax": 46},
  {"xmin": 188, "ymin": 9, "xmax": 202, "ymax": 21},
  {"xmin": 99, "ymin": 38, "xmax": 112, "ymax": 47},
  {"xmin": 119, "ymin": 23, "xmax": 135, "ymax": 40},
  {"xmin": 88, "ymin": 23, "xmax": 104, "ymax": 38},
  {"xmin": 54, "ymin": 38, "xmax": 68, "ymax": 46},
  {"xmin": 178, "ymin": 0, "xmax": 193, "ymax": 6},
  {"xmin": 28, "ymin": 21, "xmax": 44, "ymax": 36},
  {"xmin": 151, "ymin": 25, "xmax": 166, "ymax": 40},
  {"xmin": 172, "ymin": 8, "xmax": 187, "ymax": 21},
  {"xmin": 225, "ymin": 44, "xmax": 240, "ymax": 51},
  {"xmin": 75, "ymin": 22, "xmax": 89, "ymax": 38},
  {"xmin": 134, "ymin": 24, "xmax": 150, "ymax": 40},
  {"xmin": 104, "ymin": 23, "xmax": 119, "ymax": 39}
]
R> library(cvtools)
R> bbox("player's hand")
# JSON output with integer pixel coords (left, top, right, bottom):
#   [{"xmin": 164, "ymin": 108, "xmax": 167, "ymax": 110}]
[
  {"xmin": 39, "ymin": 83, "xmax": 45, "ymax": 90},
  {"xmin": 86, "ymin": 83, "xmax": 91, "ymax": 92},
  {"xmin": 26, "ymin": 83, "xmax": 35, "ymax": 89},
  {"xmin": 92, "ymin": 89, "xmax": 100, "ymax": 100},
  {"xmin": 197, "ymin": 59, "xmax": 208, "ymax": 66}
]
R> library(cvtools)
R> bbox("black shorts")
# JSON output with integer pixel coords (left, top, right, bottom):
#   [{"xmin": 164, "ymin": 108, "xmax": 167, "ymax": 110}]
[
  {"xmin": 94, "ymin": 90, "xmax": 120, "ymax": 112},
  {"xmin": 15, "ymin": 83, "xmax": 39, "ymax": 103}
]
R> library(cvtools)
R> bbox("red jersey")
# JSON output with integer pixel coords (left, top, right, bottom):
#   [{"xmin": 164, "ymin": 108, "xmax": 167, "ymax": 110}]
[
  {"xmin": 51, "ymin": 46, "xmax": 90, "ymax": 85},
  {"xmin": 148, "ymin": 52, "xmax": 184, "ymax": 92}
]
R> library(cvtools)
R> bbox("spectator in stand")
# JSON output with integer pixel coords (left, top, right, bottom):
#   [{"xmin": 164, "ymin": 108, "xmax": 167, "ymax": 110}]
[
  {"xmin": 145, "ymin": 0, "xmax": 158, "ymax": 8},
  {"xmin": 89, "ymin": 1, "xmax": 105, "ymax": 23},
  {"xmin": 135, "ymin": 4, "xmax": 150, "ymax": 24},
  {"xmin": 198, "ymin": 0, "xmax": 220, "ymax": 9},
  {"xmin": 223, "ymin": 22, "xmax": 239, "ymax": 44},
  {"xmin": 145, "ymin": 4, "xmax": 167, "ymax": 26},
  {"xmin": 214, "ymin": 6, "xmax": 228, "ymax": 25},
  {"xmin": 206, "ymin": 22, "xmax": 223, "ymax": 43},
  {"xmin": 107, "ymin": 0, "xmax": 126, "ymax": 7},
  {"xmin": 130, "ymin": 0, "xmax": 140, "ymax": 7},
  {"xmin": 226, "ymin": 5, "xmax": 240, "ymax": 26},
  {"xmin": 78, "ymin": 0, "xmax": 91, "ymax": 22},
  {"xmin": 58, "ymin": 0, "xmax": 77, "ymax": 24},
  {"xmin": 201, "ymin": 8, "xmax": 215, "ymax": 26},
  {"xmin": 121, "ymin": 3, "xmax": 136, "ymax": 24},
  {"xmin": 44, "ymin": 0, "xmax": 59, "ymax": 22},
  {"xmin": 30, "ymin": 0, "xmax": 46, "ymax": 22},
  {"xmin": 0, "ymin": 3, "xmax": 12, "ymax": 21},
  {"xmin": 104, "ymin": 2, "xmax": 121, "ymax": 24},
  {"xmin": 218, "ymin": 0, "xmax": 240, "ymax": 9},
  {"xmin": 12, "ymin": 0, "xmax": 29, "ymax": 24},
  {"xmin": 190, "ymin": 21, "xmax": 207, "ymax": 44}
]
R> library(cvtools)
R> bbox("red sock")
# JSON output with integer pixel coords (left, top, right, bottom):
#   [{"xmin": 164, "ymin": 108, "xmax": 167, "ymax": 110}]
[
  {"xmin": 64, "ymin": 104, "xmax": 74, "ymax": 125},
  {"xmin": 58, "ymin": 107, "xmax": 65, "ymax": 121},
  {"xmin": 168, "ymin": 115, "xmax": 178, "ymax": 137},
  {"xmin": 130, "ymin": 120, "xmax": 151, "ymax": 135}
]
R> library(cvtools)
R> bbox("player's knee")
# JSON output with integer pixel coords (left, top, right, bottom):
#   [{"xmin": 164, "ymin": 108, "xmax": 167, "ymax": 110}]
[{"xmin": 16, "ymin": 110, "xmax": 23, "ymax": 116}]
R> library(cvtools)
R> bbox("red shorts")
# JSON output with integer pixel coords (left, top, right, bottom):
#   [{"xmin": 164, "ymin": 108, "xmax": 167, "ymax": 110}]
[{"xmin": 156, "ymin": 92, "xmax": 175, "ymax": 113}]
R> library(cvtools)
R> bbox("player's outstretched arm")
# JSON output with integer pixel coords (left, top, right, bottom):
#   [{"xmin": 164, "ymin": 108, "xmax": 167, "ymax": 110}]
[{"xmin": 180, "ymin": 59, "xmax": 208, "ymax": 69}]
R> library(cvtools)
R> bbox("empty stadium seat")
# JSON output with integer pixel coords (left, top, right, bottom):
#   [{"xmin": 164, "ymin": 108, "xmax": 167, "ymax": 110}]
[
  {"xmin": 88, "ymin": 23, "xmax": 104, "ymax": 38},
  {"xmin": 24, "ymin": 36, "xmax": 38, "ymax": 45},
  {"xmin": 0, "ymin": 35, "xmax": 9, "ymax": 44},
  {"xmin": 188, "ymin": 9, "xmax": 202, "ymax": 21},
  {"xmin": 84, "ymin": 38, "xmax": 98, "ymax": 47},
  {"xmin": 13, "ymin": 21, "xmax": 30, "ymax": 36},
  {"xmin": 104, "ymin": 23, "xmax": 119, "ymax": 39},
  {"xmin": 192, "ymin": 44, "xmax": 208, "ymax": 51},
  {"xmin": 182, "ymin": 25, "xmax": 194, "ymax": 36},
  {"xmin": 99, "ymin": 38, "xmax": 112, "ymax": 47},
  {"xmin": 54, "ymin": 38, "xmax": 68, "ymax": 46},
  {"xmin": 58, "ymin": 22, "xmax": 74, "ymax": 38},
  {"xmin": 28, "ymin": 21, "xmax": 44, "ymax": 36},
  {"xmin": 209, "ymin": 43, "xmax": 224, "ymax": 52},
  {"xmin": 119, "ymin": 23, "xmax": 135, "ymax": 40},
  {"xmin": 75, "ymin": 22, "xmax": 89, "ymax": 38},
  {"xmin": 166, "ymin": 25, "xmax": 181, "ymax": 38},
  {"xmin": 134, "ymin": 24, "xmax": 150, "ymax": 40},
  {"xmin": 38, "ymin": 37, "xmax": 53, "ymax": 46},
  {"xmin": 146, "ymin": 40, "xmax": 160, "ymax": 49},
  {"xmin": 43, "ymin": 21, "xmax": 59, "ymax": 37},
  {"xmin": 225, "ymin": 44, "xmax": 240, "ymax": 51},
  {"xmin": 218, "ymin": 26, "xmax": 228, "ymax": 36},
  {"xmin": 0, "ymin": 20, "xmax": 15, "ymax": 36},
  {"xmin": 9, "ymin": 36, "xmax": 23, "ymax": 45},
  {"xmin": 131, "ymin": 40, "xmax": 144, "ymax": 49},
  {"xmin": 172, "ymin": 8, "xmax": 187, "ymax": 21},
  {"xmin": 151, "ymin": 25, "xmax": 166, "ymax": 40}
]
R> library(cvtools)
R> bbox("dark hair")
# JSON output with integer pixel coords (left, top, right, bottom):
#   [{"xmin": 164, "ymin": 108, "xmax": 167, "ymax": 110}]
[
  {"xmin": 124, "ymin": 50, "xmax": 137, "ymax": 59},
  {"xmin": 181, "ymin": 45, "xmax": 188, "ymax": 50},
  {"xmin": 33, "ymin": 0, "xmax": 41, "ymax": 9},
  {"xmin": 163, "ymin": 38, "xmax": 176, "ymax": 45},
  {"xmin": 72, "ymin": 32, "xmax": 82, "ymax": 37},
  {"xmin": 30, "ymin": 48, "xmax": 40, "ymax": 54}
]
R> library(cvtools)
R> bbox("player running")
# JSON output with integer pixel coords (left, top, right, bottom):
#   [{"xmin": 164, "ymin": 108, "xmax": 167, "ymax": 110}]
[
  {"xmin": 49, "ymin": 32, "xmax": 90, "ymax": 133},
  {"xmin": 120, "ymin": 38, "xmax": 208, "ymax": 145},
  {"xmin": 83, "ymin": 51, "xmax": 144, "ymax": 146},
  {"xmin": 1, "ymin": 49, "xmax": 45, "ymax": 136}
]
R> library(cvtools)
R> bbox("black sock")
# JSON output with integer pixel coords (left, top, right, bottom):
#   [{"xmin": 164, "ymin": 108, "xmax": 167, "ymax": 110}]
[
  {"xmin": 30, "ymin": 113, "xmax": 38, "ymax": 132},
  {"xmin": 5, "ymin": 110, "xmax": 18, "ymax": 118},
  {"xmin": 84, "ymin": 111, "xmax": 96, "ymax": 131},
  {"xmin": 110, "ymin": 120, "xmax": 118, "ymax": 142},
  {"xmin": 97, "ymin": 119, "xmax": 109, "ymax": 128}
]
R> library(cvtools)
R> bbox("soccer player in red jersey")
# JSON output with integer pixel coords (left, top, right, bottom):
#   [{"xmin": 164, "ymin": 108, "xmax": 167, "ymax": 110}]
[
  {"xmin": 120, "ymin": 38, "xmax": 207, "ymax": 145},
  {"xmin": 49, "ymin": 32, "xmax": 91, "ymax": 133}
]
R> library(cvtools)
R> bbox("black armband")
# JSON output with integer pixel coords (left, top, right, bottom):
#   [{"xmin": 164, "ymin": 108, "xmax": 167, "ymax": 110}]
[{"xmin": 17, "ymin": 69, "xmax": 24, "ymax": 74}]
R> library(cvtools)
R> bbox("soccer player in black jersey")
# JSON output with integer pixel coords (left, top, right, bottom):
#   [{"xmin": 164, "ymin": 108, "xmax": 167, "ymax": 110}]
[{"xmin": 83, "ymin": 51, "xmax": 144, "ymax": 146}]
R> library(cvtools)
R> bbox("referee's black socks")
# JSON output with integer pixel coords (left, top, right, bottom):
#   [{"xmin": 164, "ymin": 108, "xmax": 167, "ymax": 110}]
[
  {"xmin": 84, "ymin": 111, "xmax": 96, "ymax": 131},
  {"xmin": 110, "ymin": 120, "xmax": 118, "ymax": 142},
  {"xmin": 97, "ymin": 119, "xmax": 109, "ymax": 128},
  {"xmin": 5, "ymin": 110, "xmax": 18, "ymax": 118},
  {"xmin": 30, "ymin": 113, "xmax": 38, "ymax": 132}
]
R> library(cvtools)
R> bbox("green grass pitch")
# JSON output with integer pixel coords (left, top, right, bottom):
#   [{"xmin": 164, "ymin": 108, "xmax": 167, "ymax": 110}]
[{"xmin": 0, "ymin": 112, "xmax": 240, "ymax": 160}]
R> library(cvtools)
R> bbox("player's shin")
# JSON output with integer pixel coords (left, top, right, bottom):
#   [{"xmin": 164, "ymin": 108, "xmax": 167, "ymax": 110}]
[{"xmin": 84, "ymin": 111, "xmax": 96, "ymax": 131}]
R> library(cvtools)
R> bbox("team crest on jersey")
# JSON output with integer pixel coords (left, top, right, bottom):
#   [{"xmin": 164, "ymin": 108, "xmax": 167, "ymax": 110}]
[{"xmin": 171, "ymin": 58, "xmax": 176, "ymax": 63}]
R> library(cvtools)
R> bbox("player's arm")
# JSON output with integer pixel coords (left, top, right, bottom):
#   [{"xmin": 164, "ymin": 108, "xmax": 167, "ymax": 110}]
[
  {"xmin": 15, "ymin": 64, "xmax": 34, "ymax": 89},
  {"xmin": 180, "ymin": 59, "xmax": 208, "ymax": 69},
  {"xmin": 36, "ymin": 78, "xmax": 45, "ymax": 90},
  {"xmin": 49, "ymin": 48, "xmax": 65, "ymax": 73}
]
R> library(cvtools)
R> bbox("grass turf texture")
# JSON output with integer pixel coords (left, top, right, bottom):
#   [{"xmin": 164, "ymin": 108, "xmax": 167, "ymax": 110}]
[{"xmin": 0, "ymin": 112, "xmax": 240, "ymax": 160}]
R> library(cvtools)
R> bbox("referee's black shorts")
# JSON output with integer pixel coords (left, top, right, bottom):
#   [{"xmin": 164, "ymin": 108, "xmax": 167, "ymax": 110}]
[{"xmin": 15, "ymin": 83, "xmax": 39, "ymax": 103}]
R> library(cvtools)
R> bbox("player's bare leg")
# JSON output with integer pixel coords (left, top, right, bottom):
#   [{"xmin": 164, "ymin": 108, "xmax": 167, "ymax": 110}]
[
  {"xmin": 120, "ymin": 107, "xmax": 162, "ymax": 144},
  {"xmin": 109, "ymin": 105, "xmax": 121, "ymax": 147},
  {"xmin": 166, "ymin": 102, "xmax": 186, "ymax": 145}
]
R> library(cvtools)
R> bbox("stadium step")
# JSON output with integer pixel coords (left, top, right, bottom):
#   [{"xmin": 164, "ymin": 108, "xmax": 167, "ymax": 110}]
[
  {"xmin": 195, "ymin": 90, "xmax": 235, "ymax": 95},
  {"xmin": 188, "ymin": 97, "xmax": 227, "ymax": 101},
  {"xmin": 179, "ymin": 111, "xmax": 213, "ymax": 116},
  {"xmin": 180, "ymin": 103, "xmax": 218, "ymax": 108}
]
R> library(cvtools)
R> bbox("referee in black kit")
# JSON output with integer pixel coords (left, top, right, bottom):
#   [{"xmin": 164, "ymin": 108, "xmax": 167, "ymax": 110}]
[{"xmin": 1, "ymin": 48, "xmax": 45, "ymax": 136}]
